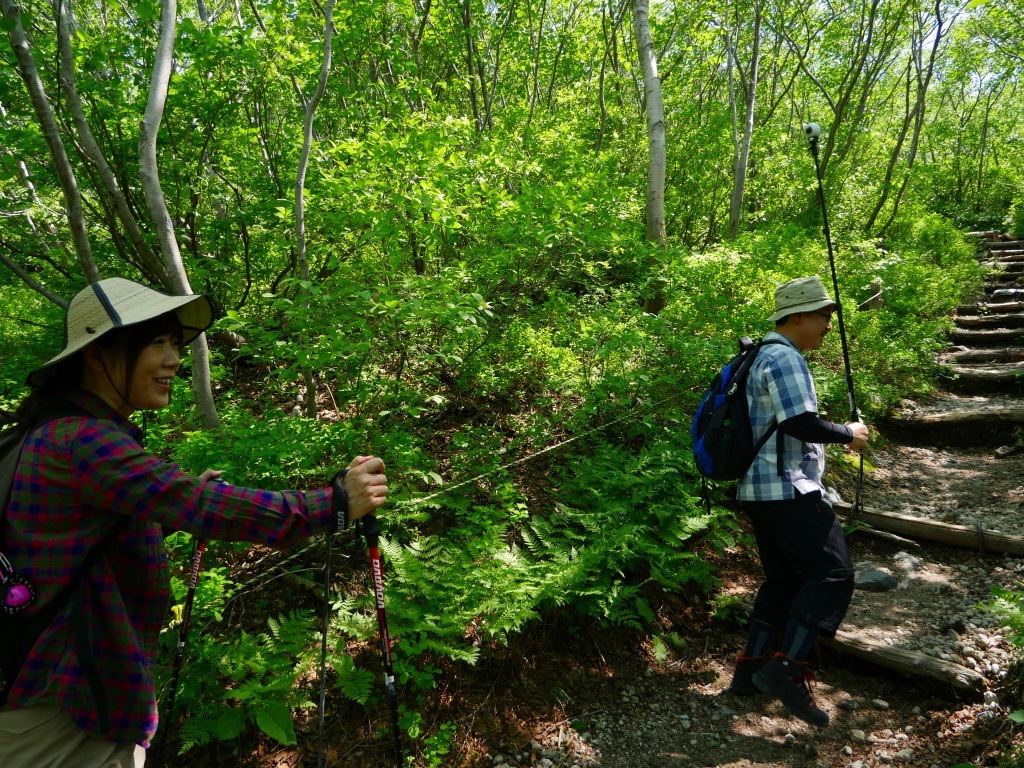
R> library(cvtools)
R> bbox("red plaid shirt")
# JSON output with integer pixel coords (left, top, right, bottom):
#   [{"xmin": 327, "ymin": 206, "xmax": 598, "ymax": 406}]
[{"xmin": 4, "ymin": 390, "xmax": 334, "ymax": 746}]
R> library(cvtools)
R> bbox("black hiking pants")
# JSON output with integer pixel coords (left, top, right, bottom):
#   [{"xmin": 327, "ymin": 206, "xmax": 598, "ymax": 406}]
[{"xmin": 742, "ymin": 492, "xmax": 855, "ymax": 638}]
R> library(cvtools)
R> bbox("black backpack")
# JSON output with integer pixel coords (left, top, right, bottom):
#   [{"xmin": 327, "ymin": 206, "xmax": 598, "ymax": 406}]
[
  {"xmin": 0, "ymin": 407, "xmax": 127, "ymax": 727},
  {"xmin": 690, "ymin": 337, "xmax": 783, "ymax": 482}
]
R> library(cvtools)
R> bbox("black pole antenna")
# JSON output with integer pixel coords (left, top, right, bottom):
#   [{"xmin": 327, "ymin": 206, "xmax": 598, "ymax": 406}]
[{"xmin": 805, "ymin": 123, "xmax": 864, "ymax": 514}]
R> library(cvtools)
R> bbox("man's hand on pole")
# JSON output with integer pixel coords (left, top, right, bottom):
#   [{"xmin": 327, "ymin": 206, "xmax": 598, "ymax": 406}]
[{"xmin": 846, "ymin": 422, "xmax": 869, "ymax": 451}]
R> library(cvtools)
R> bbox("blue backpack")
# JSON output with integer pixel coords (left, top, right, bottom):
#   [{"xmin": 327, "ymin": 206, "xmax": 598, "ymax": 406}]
[{"xmin": 690, "ymin": 337, "xmax": 782, "ymax": 482}]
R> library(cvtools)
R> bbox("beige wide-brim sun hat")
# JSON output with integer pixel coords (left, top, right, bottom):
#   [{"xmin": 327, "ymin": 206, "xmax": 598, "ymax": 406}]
[
  {"xmin": 27, "ymin": 277, "xmax": 214, "ymax": 388},
  {"xmin": 767, "ymin": 276, "xmax": 837, "ymax": 323}
]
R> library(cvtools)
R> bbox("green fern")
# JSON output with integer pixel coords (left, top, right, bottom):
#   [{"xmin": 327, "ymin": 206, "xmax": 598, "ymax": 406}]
[{"xmin": 332, "ymin": 655, "xmax": 376, "ymax": 705}]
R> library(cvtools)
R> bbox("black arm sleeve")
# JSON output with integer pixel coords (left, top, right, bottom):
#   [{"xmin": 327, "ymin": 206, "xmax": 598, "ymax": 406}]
[{"xmin": 778, "ymin": 411, "xmax": 854, "ymax": 444}]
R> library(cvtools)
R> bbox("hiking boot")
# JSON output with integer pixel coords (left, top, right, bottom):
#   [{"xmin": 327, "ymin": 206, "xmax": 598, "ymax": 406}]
[
  {"xmin": 752, "ymin": 653, "xmax": 829, "ymax": 726},
  {"xmin": 728, "ymin": 654, "xmax": 769, "ymax": 696}
]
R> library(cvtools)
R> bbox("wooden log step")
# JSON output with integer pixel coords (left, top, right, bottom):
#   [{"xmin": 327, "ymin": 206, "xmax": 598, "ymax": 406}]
[
  {"xmin": 738, "ymin": 595, "xmax": 986, "ymax": 692},
  {"xmin": 956, "ymin": 301, "xmax": 1024, "ymax": 314},
  {"xmin": 967, "ymin": 229, "xmax": 1007, "ymax": 240},
  {"xmin": 940, "ymin": 347, "xmax": 1024, "ymax": 364},
  {"xmin": 989, "ymin": 252, "xmax": 1024, "ymax": 263},
  {"xmin": 823, "ymin": 631, "xmax": 985, "ymax": 692},
  {"xmin": 884, "ymin": 403, "xmax": 1024, "ymax": 428},
  {"xmin": 990, "ymin": 288, "xmax": 1024, "ymax": 300},
  {"xmin": 983, "ymin": 264, "xmax": 1024, "ymax": 275},
  {"xmin": 983, "ymin": 260, "xmax": 1024, "ymax": 272},
  {"xmin": 986, "ymin": 272, "xmax": 1024, "ymax": 283},
  {"xmin": 954, "ymin": 312, "xmax": 1024, "ymax": 328},
  {"xmin": 949, "ymin": 327, "xmax": 1024, "ymax": 344},
  {"xmin": 985, "ymin": 240, "xmax": 1024, "ymax": 251},
  {"xmin": 942, "ymin": 362, "xmax": 1024, "ymax": 383},
  {"xmin": 983, "ymin": 301, "xmax": 1024, "ymax": 313},
  {"xmin": 834, "ymin": 501, "xmax": 1024, "ymax": 557}
]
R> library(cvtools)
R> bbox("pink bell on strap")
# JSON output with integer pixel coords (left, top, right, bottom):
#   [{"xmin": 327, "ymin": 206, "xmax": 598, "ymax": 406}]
[{"xmin": 0, "ymin": 554, "xmax": 35, "ymax": 614}]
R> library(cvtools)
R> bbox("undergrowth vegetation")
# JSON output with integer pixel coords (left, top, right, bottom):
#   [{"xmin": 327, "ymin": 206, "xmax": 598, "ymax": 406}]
[
  {"xmin": 86, "ymin": 215, "xmax": 979, "ymax": 760},
  {"xmin": 0, "ymin": 212, "xmax": 985, "ymax": 761},
  {"xmin": 0, "ymin": 205, "xmax": 986, "ymax": 762}
]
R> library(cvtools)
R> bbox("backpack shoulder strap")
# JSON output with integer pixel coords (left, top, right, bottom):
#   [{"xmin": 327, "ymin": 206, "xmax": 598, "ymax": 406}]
[{"xmin": 746, "ymin": 339, "xmax": 785, "ymax": 472}]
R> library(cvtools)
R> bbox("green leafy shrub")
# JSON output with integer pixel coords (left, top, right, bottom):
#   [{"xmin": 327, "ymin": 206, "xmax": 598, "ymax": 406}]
[{"xmin": 1008, "ymin": 191, "xmax": 1024, "ymax": 239}]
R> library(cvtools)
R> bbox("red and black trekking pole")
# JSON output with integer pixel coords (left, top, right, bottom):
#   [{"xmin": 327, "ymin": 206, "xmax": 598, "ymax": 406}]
[
  {"xmin": 361, "ymin": 513, "xmax": 403, "ymax": 766},
  {"xmin": 317, "ymin": 470, "xmax": 401, "ymax": 768},
  {"xmin": 153, "ymin": 537, "xmax": 206, "ymax": 767},
  {"xmin": 804, "ymin": 121, "xmax": 864, "ymax": 513}
]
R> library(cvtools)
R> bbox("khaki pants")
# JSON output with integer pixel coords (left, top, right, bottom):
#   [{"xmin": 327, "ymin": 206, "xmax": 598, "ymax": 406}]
[{"xmin": 0, "ymin": 705, "xmax": 146, "ymax": 768}]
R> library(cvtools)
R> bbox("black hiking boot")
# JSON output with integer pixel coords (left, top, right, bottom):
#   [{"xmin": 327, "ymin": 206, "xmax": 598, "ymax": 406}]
[
  {"xmin": 728, "ymin": 654, "xmax": 769, "ymax": 696},
  {"xmin": 752, "ymin": 653, "xmax": 829, "ymax": 726}
]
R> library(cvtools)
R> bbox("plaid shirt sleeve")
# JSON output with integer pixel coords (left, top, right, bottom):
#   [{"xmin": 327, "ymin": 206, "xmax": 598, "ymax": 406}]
[
  {"xmin": 737, "ymin": 334, "xmax": 827, "ymax": 501},
  {"xmin": 5, "ymin": 392, "xmax": 334, "ymax": 747}
]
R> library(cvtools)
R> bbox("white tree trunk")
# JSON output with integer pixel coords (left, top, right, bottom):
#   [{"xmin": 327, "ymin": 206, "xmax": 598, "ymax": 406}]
[
  {"xmin": 54, "ymin": 1, "xmax": 171, "ymax": 287},
  {"xmin": 1, "ymin": 0, "xmax": 100, "ymax": 284},
  {"xmin": 139, "ymin": 0, "xmax": 221, "ymax": 430},
  {"xmin": 295, "ymin": 0, "xmax": 336, "ymax": 419},
  {"xmin": 632, "ymin": 0, "xmax": 667, "ymax": 315},
  {"xmin": 727, "ymin": 0, "xmax": 762, "ymax": 241}
]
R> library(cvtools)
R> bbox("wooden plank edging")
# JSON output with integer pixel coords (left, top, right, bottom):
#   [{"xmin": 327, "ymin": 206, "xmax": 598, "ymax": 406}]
[
  {"xmin": 821, "ymin": 632, "xmax": 986, "ymax": 692},
  {"xmin": 834, "ymin": 501, "xmax": 1024, "ymax": 556}
]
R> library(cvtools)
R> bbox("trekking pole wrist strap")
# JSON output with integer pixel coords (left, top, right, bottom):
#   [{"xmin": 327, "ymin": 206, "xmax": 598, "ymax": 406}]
[{"xmin": 331, "ymin": 470, "xmax": 350, "ymax": 532}]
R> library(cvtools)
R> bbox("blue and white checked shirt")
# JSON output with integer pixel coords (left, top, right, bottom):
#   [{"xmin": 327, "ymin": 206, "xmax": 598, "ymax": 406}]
[{"xmin": 737, "ymin": 332, "xmax": 826, "ymax": 501}]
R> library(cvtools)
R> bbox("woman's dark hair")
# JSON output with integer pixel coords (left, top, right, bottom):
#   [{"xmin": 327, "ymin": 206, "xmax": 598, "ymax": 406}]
[{"xmin": 6, "ymin": 311, "xmax": 184, "ymax": 426}]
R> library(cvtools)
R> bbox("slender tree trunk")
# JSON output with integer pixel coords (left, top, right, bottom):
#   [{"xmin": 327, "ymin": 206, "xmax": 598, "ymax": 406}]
[
  {"xmin": 877, "ymin": 1, "xmax": 969, "ymax": 236},
  {"xmin": 0, "ymin": 250, "xmax": 69, "ymax": 307},
  {"xmin": 139, "ymin": 0, "xmax": 220, "ymax": 429},
  {"xmin": 295, "ymin": 0, "xmax": 336, "ymax": 418},
  {"xmin": 523, "ymin": 0, "xmax": 549, "ymax": 132},
  {"xmin": 975, "ymin": 91, "xmax": 994, "ymax": 211},
  {"xmin": 0, "ymin": 101, "xmax": 76, "ymax": 279},
  {"xmin": 864, "ymin": 59, "xmax": 914, "ymax": 233},
  {"xmin": 462, "ymin": 0, "xmax": 483, "ymax": 132},
  {"xmin": 54, "ymin": 0, "xmax": 171, "ymax": 288},
  {"xmin": 632, "ymin": 0, "xmax": 667, "ymax": 315},
  {"xmin": 2, "ymin": 0, "xmax": 101, "ymax": 283},
  {"xmin": 727, "ymin": 0, "xmax": 762, "ymax": 241},
  {"xmin": 596, "ymin": 1, "xmax": 612, "ymax": 152}
]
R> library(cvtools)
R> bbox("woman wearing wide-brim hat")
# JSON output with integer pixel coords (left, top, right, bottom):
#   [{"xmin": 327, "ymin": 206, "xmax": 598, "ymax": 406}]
[{"xmin": 0, "ymin": 278, "xmax": 387, "ymax": 767}]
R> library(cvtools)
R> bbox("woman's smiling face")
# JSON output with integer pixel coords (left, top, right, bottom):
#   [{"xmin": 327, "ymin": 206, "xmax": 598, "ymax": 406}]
[
  {"xmin": 82, "ymin": 316, "xmax": 185, "ymax": 418},
  {"xmin": 125, "ymin": 333, "xmax": 182, "ymax": 414}
]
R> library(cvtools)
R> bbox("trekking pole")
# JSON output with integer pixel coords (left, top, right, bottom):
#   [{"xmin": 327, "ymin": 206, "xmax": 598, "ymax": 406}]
[
  {"xmin": 804, "ymin": 122, "xmax": 865, "ymax": 513},
  {"xmin": 361, "ymin": 514, "xmax": 403, "ymax": 767},
  {"xmin": 153, "ymin": 537, "xmax": 206, "ymax": 768},
  {"xmin": 316, "ymin": 525, "xmax": 335, "ymax": 768}
]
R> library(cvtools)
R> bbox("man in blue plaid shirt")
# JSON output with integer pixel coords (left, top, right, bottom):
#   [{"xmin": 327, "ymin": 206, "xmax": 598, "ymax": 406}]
[{"xmin": 728, "ymin": 276, "xmax": 869, "ymax": 727}]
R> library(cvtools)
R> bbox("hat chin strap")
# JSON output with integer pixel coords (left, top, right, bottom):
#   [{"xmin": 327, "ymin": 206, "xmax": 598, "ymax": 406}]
[{"xmin": 93, "ymin": 353, "xmax": 138, "ymax": 417}]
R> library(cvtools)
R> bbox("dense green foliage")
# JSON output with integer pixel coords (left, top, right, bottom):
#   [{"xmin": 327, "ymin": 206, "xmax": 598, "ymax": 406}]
[{"xmin": 0, "ymin": 0, "xmax": 1017, "ymax": 761}]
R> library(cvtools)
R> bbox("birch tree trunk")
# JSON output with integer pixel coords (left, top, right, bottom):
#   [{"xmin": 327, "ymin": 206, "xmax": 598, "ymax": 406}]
[
  {"xmin": 295, "ymin": 0, "xmax": 336, "ymax": 418},
  {"xmin": 139, "ymin": 0, "xmax": 220, "ymax": 430},
  {"xmin": 632, "ymin": 0, "xmax": 667, "ymax": 315},
  {"xmin": 1, "ymin": 0, "xmax": 100, "ymax": 284},
  {"xmin": 54, "ymin": 1, "xmax": 171, "ymax": 288},
  {"xmin": 726, "ymin": 0, "xmax": 762, "ymax": 241}
]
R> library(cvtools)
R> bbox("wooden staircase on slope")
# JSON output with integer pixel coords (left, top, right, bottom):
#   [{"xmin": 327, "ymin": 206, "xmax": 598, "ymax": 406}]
[{"xmin": 943, "ymin": 232, "xmax": 1024, "ymax": 388}]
